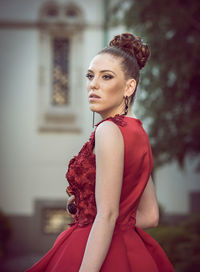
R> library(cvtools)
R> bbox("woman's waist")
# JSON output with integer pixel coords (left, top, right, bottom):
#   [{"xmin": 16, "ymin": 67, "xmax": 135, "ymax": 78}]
[
  {"xmin": 115, "ymin": 214, "xmax": 136, "ymax": 231},
  {"xmin": 71, "ymin": 212, "xmax": 136, "ymax": 232}
]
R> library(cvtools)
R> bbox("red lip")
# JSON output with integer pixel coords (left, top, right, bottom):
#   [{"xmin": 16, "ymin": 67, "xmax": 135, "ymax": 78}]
[{"xmin": 89, "ymin": 93, "xmax": 101, "ymax": 99}]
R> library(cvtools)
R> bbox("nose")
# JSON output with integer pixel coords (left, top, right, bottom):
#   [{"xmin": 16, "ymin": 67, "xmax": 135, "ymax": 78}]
[{"xmin": 89, "ymin": 76, "xmax": 100, "ymax": 90}]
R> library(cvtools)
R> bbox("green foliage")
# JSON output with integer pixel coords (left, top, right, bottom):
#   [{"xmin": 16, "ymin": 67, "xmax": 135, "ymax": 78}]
[
  {"xmin": 147, "ymin": 215, "xmax": 200, "ymax": 272},
  {"xmin": 112, "ymin": 0, "xmax": 200, "ymax": 169}
]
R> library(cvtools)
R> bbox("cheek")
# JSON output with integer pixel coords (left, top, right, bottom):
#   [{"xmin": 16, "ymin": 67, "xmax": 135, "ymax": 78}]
[
  {"xmin": 86, "ymin": 82, "xmax": 90, "ymax": 92},
  {"xmin": 105, "ymin": 82, "xmax": 124, "ymax": 100}
]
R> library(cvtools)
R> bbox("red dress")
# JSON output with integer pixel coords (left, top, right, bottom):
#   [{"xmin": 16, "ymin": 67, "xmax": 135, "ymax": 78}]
[{"xmin": 26, "ymin": 114, "xmax": 174, "ymax": 272}]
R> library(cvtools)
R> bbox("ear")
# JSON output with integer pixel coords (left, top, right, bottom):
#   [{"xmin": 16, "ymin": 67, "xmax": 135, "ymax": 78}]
[{"xmin": 124, "ymin": 79, "xmax": 136, "ymax": 97}]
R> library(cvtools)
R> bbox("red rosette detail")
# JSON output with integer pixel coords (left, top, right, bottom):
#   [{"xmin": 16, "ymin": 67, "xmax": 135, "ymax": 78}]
[
  {"xmin": 65, "ymin": 130, "xmax": 97, "ymax": 227},
  {"xmin": 95, "ymin": 114, "xmax": 127, "ymax": 128}
]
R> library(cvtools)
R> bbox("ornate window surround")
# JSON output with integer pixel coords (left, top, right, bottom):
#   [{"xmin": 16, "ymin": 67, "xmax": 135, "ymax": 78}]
[{"xmin": 38, "ymin": 1, "xmax": 85, "ymax": 132}]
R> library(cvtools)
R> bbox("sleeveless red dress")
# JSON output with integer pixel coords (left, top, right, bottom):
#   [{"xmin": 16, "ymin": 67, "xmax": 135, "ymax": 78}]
[{"xmin": 26, "ymin": 114, "xmax": 174, "ymax": 272}]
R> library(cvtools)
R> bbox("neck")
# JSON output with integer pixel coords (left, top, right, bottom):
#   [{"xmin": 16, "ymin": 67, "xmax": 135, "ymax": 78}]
[
  {"xmin": 99, "ymin": 108, "xmax": 133, "ymax": 120},
  {"xmin": 99, "ymin": 107, "xmax": 123, "ymax": 120}
]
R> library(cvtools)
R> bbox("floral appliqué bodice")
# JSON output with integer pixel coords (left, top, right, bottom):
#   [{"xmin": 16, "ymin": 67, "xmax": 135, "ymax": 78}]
[{"xmin": 65, "ymin": 115, "xmax": 127, "ymax": 227}]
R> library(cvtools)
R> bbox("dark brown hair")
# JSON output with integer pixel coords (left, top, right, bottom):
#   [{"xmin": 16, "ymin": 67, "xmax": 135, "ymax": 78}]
[{"xmin": 98, "ymin": 33, "xmax": 150, "ymax": 103}]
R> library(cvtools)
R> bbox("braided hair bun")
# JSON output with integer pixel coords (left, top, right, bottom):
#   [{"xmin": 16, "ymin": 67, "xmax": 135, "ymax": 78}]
[{"xmin": 109, "ymin": 33, "xmax": 150, "ymax": 70}]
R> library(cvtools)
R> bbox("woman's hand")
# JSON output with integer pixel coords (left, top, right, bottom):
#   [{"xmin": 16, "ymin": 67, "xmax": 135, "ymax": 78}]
[{"xmin": 66, "ymin": 195, "xmax": 76, "ymax": 218}]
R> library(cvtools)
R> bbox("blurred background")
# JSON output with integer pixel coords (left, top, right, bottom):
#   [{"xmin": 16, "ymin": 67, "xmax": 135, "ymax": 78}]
[{"xmin": 0, "ymin": 0, "xmax": 199, "ymax": 271}]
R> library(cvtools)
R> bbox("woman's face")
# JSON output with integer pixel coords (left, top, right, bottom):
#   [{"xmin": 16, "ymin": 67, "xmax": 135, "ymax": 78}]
[{"xmin": 86, "ymin": 53, "xmax": 128, "ymax": 119}]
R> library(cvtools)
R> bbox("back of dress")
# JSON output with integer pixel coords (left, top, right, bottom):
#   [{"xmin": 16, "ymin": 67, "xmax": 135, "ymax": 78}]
[
  {"xmin": 96, "ymin": 115, "xmax": 174, "ymax": 272},
  {"xmin": 113, "ymin": 115, "xmax": 153, "ymax": 230}
]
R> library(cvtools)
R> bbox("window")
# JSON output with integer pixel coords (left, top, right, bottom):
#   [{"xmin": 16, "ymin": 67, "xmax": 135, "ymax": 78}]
[
  {"xmin": 51, "ymin": 38, "xmax": 69, "ymax": 106},
  {"xmin": 65, "ymin": 8, "xmax": 78, "ymax": 18},
  {"xmin": 46, "ymin": 6, "xmax": 58, "ymax": 17},
  {"xmin": 42, "ymin": 207, "xmax": 72, "ymax": 234},
  {"xmin": 38, "ymin": 1, "xmax": 85, "ymax": 132}
]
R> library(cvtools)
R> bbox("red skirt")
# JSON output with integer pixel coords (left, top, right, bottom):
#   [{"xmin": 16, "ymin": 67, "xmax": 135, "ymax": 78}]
[{"xmin": 26, "ymin": 223, "xmax": 174, "ymax": 272}]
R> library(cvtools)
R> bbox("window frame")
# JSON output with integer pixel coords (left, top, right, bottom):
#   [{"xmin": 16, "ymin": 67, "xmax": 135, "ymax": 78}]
[{"xmin": 38, "ymin": 27, "xmax": 84, "ymax": 132}]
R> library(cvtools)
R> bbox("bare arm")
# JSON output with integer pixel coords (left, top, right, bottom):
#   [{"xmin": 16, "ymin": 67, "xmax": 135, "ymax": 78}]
[
  {"xmin": 79, "ymin": 121, "xmax": 124, "ymax": 272},
  {"xmin": 136, "ymin": 176, "xmax": 159, "ymax": 229},
  {"xmin": 67, "ymin": 177, "xmax": 159, "ymax": 230}
]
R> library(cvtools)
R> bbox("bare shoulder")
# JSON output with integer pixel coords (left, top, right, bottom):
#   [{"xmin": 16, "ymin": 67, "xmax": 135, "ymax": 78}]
[
  {"xmin": 96, "ymin": 120, "xmax": 122, "ymax": 137},
  {"xmin": 95, "ymin": 120, "xmax": 124, "ymax": 148}
]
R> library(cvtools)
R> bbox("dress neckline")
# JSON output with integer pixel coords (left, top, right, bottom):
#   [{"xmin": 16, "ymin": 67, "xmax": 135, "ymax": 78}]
[
  {"xmin": 95, "ymin": 114, "xmax": 142, "ymax": 127},
  {"xmin": 123, "ymin": 115, "xmax": 142, "ymax": 123}
]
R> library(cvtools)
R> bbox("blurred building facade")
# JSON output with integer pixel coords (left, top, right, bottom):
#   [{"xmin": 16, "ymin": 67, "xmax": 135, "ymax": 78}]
[{"xmin": 0, "ymin": 0, "xmax": 199, "ymax": 260}]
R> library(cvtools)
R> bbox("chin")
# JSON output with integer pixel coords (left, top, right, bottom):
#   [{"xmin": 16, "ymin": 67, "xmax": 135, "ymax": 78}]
[{"xmin": 89, "ymin": 104, "xmax": 102, "ymax": 113}]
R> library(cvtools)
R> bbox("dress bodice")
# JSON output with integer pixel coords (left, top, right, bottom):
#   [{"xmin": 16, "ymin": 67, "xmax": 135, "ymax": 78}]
[{"xmin": 66, "ymin": 114, "xmax": 153, "ymax": 229}]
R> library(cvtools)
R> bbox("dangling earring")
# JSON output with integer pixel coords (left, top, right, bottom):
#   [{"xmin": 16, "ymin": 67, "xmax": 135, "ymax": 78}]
[
  {"xmin": 123, "ymin": 96, "xmax": 129, "ymax": 115},
  {"xmin": 92, "ymin": 111, "xmax": 95, "ymax": 128}
]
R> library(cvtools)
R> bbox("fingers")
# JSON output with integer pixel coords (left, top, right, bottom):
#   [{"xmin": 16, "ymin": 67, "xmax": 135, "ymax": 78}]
[{"xmin": 68, "ymin": 195, "xmax": 75, "ymax": 204}]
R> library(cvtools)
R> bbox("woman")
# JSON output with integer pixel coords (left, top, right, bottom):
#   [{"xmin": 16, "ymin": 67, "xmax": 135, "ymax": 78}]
[{"xmin": 26, "ymin": 33, "xmax": 174, "ymax": 271}]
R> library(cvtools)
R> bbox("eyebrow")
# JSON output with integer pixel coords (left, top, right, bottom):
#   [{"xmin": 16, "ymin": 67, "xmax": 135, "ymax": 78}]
[{"xmin": 87, "ymin": 69, "xmax": 116, "ymax": 76}]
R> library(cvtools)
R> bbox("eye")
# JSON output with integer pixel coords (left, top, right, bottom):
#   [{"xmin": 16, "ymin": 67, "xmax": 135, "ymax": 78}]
[
  {"xmin": 85, "ymin": 73, "xmax": 94, "ymax": 80},
  {"xmin": 102, "ymin": 74, "xmax": 113, "ymax": 80}
]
